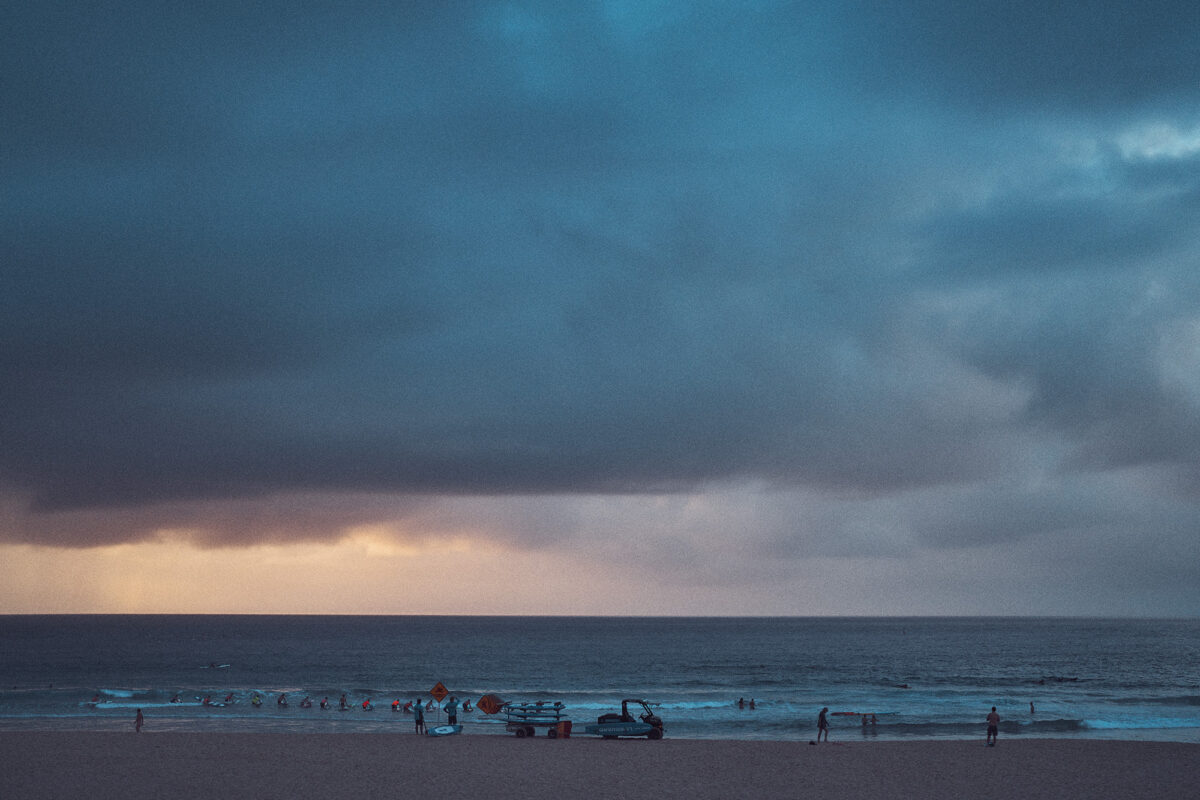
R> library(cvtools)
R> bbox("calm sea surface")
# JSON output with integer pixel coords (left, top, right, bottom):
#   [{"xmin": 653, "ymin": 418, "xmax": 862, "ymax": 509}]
[{"xmin": 1, "ymin": 616, "xmax": 1197, "ymax": 742}]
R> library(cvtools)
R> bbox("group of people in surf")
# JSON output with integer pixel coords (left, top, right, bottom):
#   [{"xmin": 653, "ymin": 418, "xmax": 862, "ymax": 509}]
[
  {"xmin": 206, "ymin": 691, "xmax": 475, "ymax": 719},
  {"xmin": 249, "ymin": 692, "xmax": 373, "ymax": 710}
]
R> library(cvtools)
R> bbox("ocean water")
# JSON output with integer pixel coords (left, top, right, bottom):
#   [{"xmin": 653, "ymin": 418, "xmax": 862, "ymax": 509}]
[{"xmin": 1, "ymin": 616, "xmax": 1197, "ymax": 742}]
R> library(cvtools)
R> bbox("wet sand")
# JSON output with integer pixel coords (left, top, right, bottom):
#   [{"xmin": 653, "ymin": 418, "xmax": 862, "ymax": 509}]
[{"xmin": 2, "ymin": 732, "xmax": 1196, "ymax": 800}]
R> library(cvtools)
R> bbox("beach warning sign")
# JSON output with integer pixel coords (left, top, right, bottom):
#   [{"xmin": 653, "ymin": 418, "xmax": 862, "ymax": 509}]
[{"xmin": 430, "ymin": 682, "xmax": 449, "ymax": 702}]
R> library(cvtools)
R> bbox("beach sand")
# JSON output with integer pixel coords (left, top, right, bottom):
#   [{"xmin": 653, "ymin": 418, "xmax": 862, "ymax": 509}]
[{"xmin": 2, "ymin": 732, "xmax": 1196, "ymax": 800}]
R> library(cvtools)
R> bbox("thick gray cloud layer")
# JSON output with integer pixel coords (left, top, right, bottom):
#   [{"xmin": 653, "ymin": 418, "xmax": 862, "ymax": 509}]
[{"xmin": 3, "ymin": 0, "xmax": 1200, "ymax": 605}]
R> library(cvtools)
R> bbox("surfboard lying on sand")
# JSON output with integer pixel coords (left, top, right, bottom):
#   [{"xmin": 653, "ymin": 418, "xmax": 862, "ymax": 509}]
[{"xmin": 427, "ymin": 725, "xmax": 463, "ymax": 737}]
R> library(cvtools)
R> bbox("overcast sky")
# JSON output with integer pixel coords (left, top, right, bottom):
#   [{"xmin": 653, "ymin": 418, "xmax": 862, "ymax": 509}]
[{"xmin": 3, "ymin": 1, "xmax": 1199, "ymax": 615}]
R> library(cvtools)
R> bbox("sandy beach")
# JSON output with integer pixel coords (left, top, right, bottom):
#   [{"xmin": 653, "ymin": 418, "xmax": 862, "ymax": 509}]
[{"xmin": 2, "ymin": 732, "xmax": 1196, "ymax": 800}]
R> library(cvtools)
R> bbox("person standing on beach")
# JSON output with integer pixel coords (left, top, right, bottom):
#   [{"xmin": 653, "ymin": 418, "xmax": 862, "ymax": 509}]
[
  {"xmin": 986, "ymin": 706, "xmax": 1000, "ymax": 746},
  {"xmin": 445, "ymin": 696, "xmax": 458, "ymax": 725},
  {"xmin": 817, "ymin": 707, "xmax": 829, "ymax": 742},
  {"xmin": 413, "ymin": 699, "xmax": 425, "ymax": 734},
  {"xmin": 135, "ymin": 708, "xmax": 144, "ymax": 733}
]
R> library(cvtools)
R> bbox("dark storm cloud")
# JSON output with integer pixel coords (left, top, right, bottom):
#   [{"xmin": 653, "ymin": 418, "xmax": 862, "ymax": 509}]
[
  {"xmin": 840, "ymin": 0, "xmax": 1199, "ymax": 109},
  {"xmin": 3, "ymin": 0, "xmax": 1200, "ymax": 576}
]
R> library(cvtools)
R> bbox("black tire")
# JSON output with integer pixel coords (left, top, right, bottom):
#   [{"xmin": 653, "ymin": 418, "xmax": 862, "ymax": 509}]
[
  {"xmin": 515, "ymin": 727, "xmax": 527, "ymax": 738},
  {"xmin": 547, "ymin": 728, "xmax": 557, "ymax": 739},
  {"xmin": 647, "ymin": 728, "xmax": 663, "ymax": 740}
]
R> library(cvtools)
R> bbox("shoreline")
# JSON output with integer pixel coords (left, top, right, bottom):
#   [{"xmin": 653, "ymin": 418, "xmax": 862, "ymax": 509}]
[
  {"xmin": 3, "ymin": 715, "xmax": 1199, "ymax": 744},
  {"xmin": 4, "ymin": 732, "xmax": 1198, "ymax": 799},
  {"xmin": 5, "ymin": 711, "xmax": 1200, "ymax": 744}
]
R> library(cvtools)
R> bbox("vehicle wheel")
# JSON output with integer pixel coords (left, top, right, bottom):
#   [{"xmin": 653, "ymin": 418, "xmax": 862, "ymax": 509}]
[
  {"xmin": 648, "ymin": 728, "xmax": 663, "ymax": 740},
  {"xmin": 515, "ymin": 727, "xmax": 527, "ymax": 738},
  {"xmin": 547, "ymin": 728, "xmax": 557, "ymax": 738}
]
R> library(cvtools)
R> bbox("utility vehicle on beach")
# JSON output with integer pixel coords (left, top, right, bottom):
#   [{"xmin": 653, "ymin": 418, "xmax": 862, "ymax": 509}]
[{"xmin": 583, "ymin": 699, "xmax": 664, "ymax": 739}]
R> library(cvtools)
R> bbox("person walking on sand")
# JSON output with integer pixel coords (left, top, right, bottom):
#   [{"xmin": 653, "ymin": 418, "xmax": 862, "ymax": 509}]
[
  {"xmin": 135, "ymin": 708, "xmax": 144, "ymax": 733},
  {"xmin": 413, "ymin": 699, "xmax": 425, "ymax": 734},
  {"xmin": 817, "ymin": 707, "xmax": 829, "ymax": 742},
  {"xmin": 986, "ymin": 706, "xmax": 1000, "ymax": 746}
]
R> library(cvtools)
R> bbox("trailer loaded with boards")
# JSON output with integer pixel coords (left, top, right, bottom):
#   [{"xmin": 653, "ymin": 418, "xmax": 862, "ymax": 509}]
[{"xmin": 503, "ymin": 701, "xmax": 573, "ymax": 738}]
